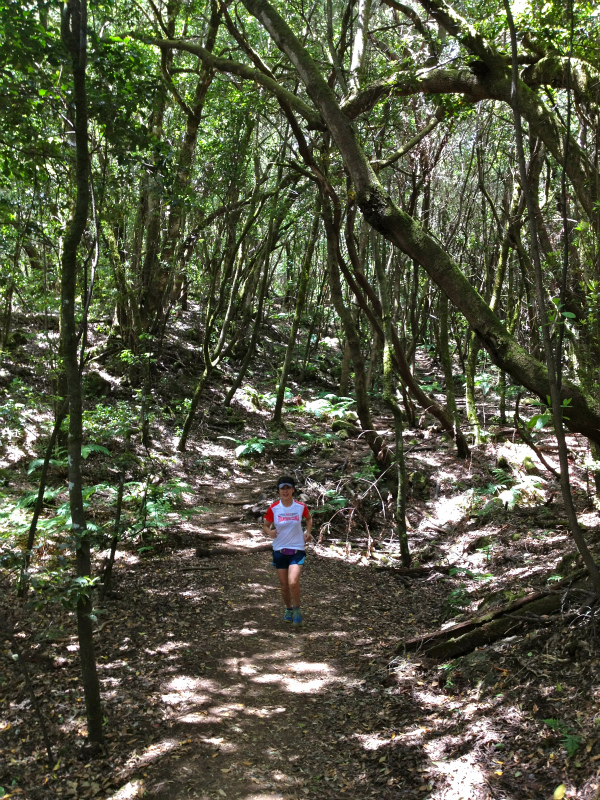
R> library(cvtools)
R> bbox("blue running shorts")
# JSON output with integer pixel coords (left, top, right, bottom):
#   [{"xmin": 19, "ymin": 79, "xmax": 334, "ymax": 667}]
[{"xmin": 272, "ymin": 549, "xmax": 306, "ymax": 569}]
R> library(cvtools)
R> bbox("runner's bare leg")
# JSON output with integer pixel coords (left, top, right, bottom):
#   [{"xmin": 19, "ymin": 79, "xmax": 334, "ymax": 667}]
[{"xmin": 276, "ymin": 564, "xmax": 303, "ymax": 607}]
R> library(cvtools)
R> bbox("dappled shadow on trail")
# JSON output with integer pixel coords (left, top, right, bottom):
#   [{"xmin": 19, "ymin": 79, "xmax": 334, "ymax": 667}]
[
  {"xmin": 107, "ymin": 555, "xmax": 423, "ymax": 799},
  {"xmin": 100, "ymin": 546, "xmax": 549, "ymax": 800}
]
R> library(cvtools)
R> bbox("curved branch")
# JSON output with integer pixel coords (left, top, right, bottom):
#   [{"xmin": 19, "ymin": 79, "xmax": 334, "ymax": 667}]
[
  {"xmin": 240, "ymin": 0, "xmax": 600, "ymax": 446},
  {"xmin": 128, "ymin": 34, "xmax": 325, "ymax": 130},
  {"xmin": 522, "ymin": 55, "xmax": 600, "ymax": 106},
  {"xmin": 343, "ymin": 63, "xmax": 597, "ymax": 218}
]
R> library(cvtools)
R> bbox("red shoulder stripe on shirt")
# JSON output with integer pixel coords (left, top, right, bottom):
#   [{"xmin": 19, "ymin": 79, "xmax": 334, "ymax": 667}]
[{"xmin": 264, "ymin": 500, "xmax": 280, "ymax": 523}]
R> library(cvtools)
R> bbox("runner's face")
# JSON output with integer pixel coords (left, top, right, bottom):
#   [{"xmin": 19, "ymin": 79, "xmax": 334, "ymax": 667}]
[{"xmin": 278, "ymin": 485, "xmax": 294, "ymax": 501}]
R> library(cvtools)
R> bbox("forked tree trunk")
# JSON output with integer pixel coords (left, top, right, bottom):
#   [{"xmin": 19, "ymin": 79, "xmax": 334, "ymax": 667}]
[
  {"xmin": 374, "ymin": 245, "xmax": 410, "ymax": 566},
  {"xmin": 438, "ymin": 292, "xmax": 466, "ymax": 447}
]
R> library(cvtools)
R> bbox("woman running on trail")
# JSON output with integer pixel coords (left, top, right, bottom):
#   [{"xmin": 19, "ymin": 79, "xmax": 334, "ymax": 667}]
[{"xmin": 263, "ymin": 476, "xmax": 312, "ymax": 625}]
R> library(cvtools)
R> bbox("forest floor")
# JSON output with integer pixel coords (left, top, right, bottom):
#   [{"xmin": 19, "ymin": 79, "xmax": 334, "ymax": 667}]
[{"xmin": 2, "ymin": 323, "xmax": 600, "ymax": 799}]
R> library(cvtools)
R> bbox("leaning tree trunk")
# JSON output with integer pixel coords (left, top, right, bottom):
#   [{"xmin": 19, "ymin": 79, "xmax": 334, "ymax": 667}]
[
  {"xmin": 60, "ymin": 0, "xmax": 104, "ymax": 747},
  {"xmin": 503, "ymin": 0, "xmax": 600, "ymax": 593},
  {"xmin": 240, "ymin": 0, "xmax": 600, "ymax": 447}
]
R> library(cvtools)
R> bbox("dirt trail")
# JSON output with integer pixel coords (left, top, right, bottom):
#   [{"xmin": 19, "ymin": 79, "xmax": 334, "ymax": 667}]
[{"xmin": 107, "ymin": 509, "xmax": 448, "ymax": 800}]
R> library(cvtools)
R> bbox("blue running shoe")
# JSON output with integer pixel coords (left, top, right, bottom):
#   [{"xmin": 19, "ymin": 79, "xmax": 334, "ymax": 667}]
[
  {"xmin": 292, "ymin": 607, "xmax": 302, "ymax": 625},
  {"xmin": 283, "ymin": 608, "xmax": 293, "ymax": 623}
]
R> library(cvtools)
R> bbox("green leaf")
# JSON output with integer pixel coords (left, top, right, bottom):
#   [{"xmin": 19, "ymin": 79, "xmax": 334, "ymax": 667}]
[
  {"xmin": 563, "ymin": 734, "xmax": 582, "ymax": 758},
  {"xmin": 81, "ymin": 444, "xmax": 110, "ymax": 458}
]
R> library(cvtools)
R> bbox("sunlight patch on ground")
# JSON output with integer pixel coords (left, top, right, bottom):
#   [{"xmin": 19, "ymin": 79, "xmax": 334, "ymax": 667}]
[
  {"xmin": 250, "ymin": 667, "xmax": 336, "ymax": 692},
  {"xmin": 154, "ymin": 640, "xmax": 191, "ymax": 655},
  {"xmin": 126, "ymin": 739, "xmax": 177, "ymax": 768},
  {"xmin": 120, "ymin": 553, "xmax": 142, "ymax": 565},
  {"xmin": 427, "ymin": 751, "xmax": 486, "ymax": 799},
  {"xmin": 427, "ymin": 493, "xmax": 468, "ymax": 527},
  {"xmin": 291, "ymin": 660, "xmax": 334, "ymax": 674},
  {"xmin": 195, "ymin": 442, "xmax": 236, "ymax": 459},
  {"xmin": 105, "ymin": 779, "xmax": 145, "ymax": 799},
  {"xmin": 413, "ymin": 688, "xmax": 449, "ymax": 708},
  {"xmin": 161, "ymin": 675, "xmax": 221, "ymax": 708},
  {"xmin": 353, "ymin": 732, "xmax": 389, "ymax": 750},
  {"xmin": 176, "ymin": 711, "xmax": 210, "ymax": 723},
  {"xmin": 425, "ymin": 714, "xmax": 503, "ymax": 799},
  {"xmin": 196, "ymin": 735, "xmax": 237, "ymax": 752},
  {"xmin": 243, "ymin": 705, "xmax": 287, "ymax": 718},
  {"xmin": 244, "ymin": 582, "xmax": 277, "ymax": 595},
  {"xmin": 1, "ymin": 443, "xmax": 27, "ymax": 467}
]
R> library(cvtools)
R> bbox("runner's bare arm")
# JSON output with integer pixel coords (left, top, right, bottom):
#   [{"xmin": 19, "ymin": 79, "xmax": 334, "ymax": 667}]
[{"xmin": 304, "ymin": 512, "xmax": 313, "ymax": 543}]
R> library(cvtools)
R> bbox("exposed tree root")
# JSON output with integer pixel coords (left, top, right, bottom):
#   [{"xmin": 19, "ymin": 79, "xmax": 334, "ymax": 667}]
[{"xmin": 400, "ymin": 570, "xmax": 590, "ymax": 660}]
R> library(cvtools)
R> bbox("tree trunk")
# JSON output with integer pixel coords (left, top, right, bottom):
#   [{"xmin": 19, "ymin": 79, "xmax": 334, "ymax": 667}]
[
  {"xmin": 273, "ymin": 206, "xmax": 320, "ymax": 423},
  {"xmin": 322, "ymin": 196, "xmax": 386, "ymax": 464},
  {"xmin": 465, "ymin": 330, "xmax": 481, "ymax": 443},
  {"xmin": 341, "ymin": 214, "xmax": 470, "ymax": 456},
  {"xmin": 503, "ymin": 0, "xmax": 600, "ymax": 593},
  {"xmin": 374, "ymin": 241, "xmax": 410, "ymax": 566},
  {"xmin": 339, "ymin": 339, "xmax": 352, "ymax": 396},
  {"xmin": 402, "ymin": 574, "xmax": 590, "ymax": 660},
  {"xmin": 438, "ymin": 292, "xmax": 467, "ymax": 449},
  {"xmin": 60, "ymin": 0, "xmax": 104, "ymax": 747},
  {"xmin": 225, "ymin": 185, "xmax": 291, "ymax": 407},
  {"xmin": 240, "ymin": 0, "xmax": 600, "ymax": 446}
]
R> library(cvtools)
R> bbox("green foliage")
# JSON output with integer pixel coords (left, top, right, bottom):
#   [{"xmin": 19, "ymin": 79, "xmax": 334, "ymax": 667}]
[
  {"xmin": 449, "ymin": 567, "xmax": 493, "ymax": 581},
  {"xmin": 543, "ymin": 719, "xmax": 582, "ymax": 757},
  {"xmin": 123, "ymin": 478, "xmax": 192, "ymax": 552},
  {"xmin": 232, "ymin": 435, "xmax": 293, "ymax": 458},
  {"xmin": 527, "ymin": 397, "xmax": 572, "ymax": 430},
  {"xmin": 83, "ymin": 401, "xmax": 139, "ymax": 442},
  {"xmin": 313, "ymin": 489, "xmax": 348, "ymax": 517},
  {"xmin": 235, "ymin": 437, "xmax": 272, "ymax": 457},
  {"xmin": 445, "ymin": 568, "xmax": 492, "ymax": 618},
  {"xmin": 445, "ymin": 584, "xmax": 471, "ymax": 616},
  {"xmin": 27, "ymin": 444, "xmax": 110, "ymax": 475},
  {"xmin": 474, "ymin": 467, "xmax": 512, "ymax": 498},
  {"xmin": 419, "ymin": 376, "xmax": 443, "ymax": 393},
  {"xmin": 304, "ymin": 394, "xmax": 355, "ymax": 419},
  {"xmin": 474, "ymin": 372, "xmax": 495, "ymax": 396},
  {"xmin": 462, "ymin": 465, "xmax": 545, "ymax": 513},
  {"xmin": 28, "ymin": 571, "xmax": 100, "ymax": 611},
  {"xmin": 353, "ymin": 460, "xmax": 378, "ymax": 481}
]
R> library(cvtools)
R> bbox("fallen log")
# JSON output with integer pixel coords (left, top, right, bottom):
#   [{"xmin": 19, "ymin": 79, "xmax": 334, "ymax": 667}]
[
  {"xmin": 196, "ymin": 542, "xmax": 273, "ymax": 556},
  {"xmin": 400, "ymin": 570, "xmax": 589, "ymax": 660},
  {"xmin": 374, "ymin": 564, "xmax": 454, "ymax": 576}
]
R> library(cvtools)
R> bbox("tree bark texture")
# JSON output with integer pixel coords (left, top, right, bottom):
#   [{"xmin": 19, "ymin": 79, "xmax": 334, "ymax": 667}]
[
  {"xmin": 60, "ymin": 0, "xmax": 104, "ymax": 746},
  {"xmin": 322, "ymin": 197, "xmax": 386, "ymax": 464}
]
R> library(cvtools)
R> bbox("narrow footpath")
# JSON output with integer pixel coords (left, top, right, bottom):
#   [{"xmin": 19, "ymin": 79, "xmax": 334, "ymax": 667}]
[{"xmin": 103, "ymin": 530, "xmax": 480, "ymax": 800}]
